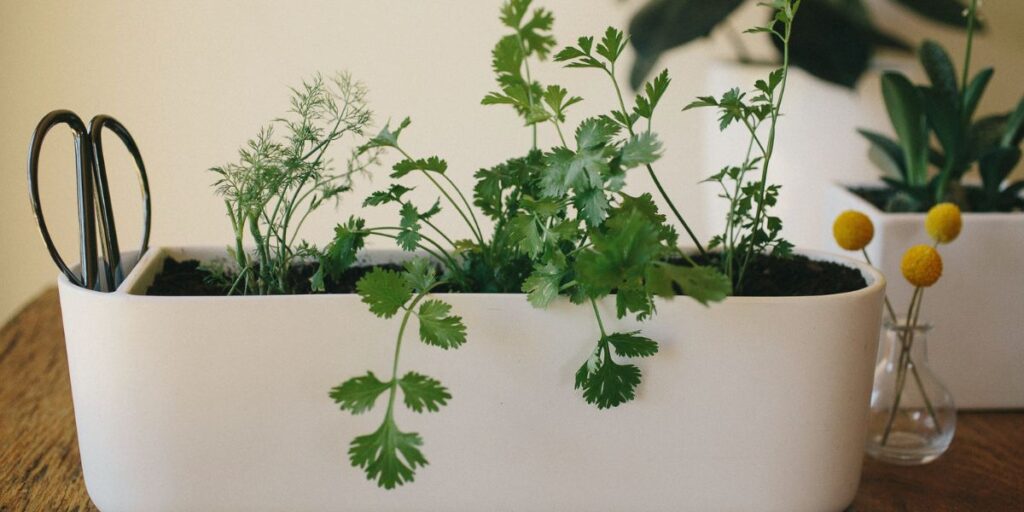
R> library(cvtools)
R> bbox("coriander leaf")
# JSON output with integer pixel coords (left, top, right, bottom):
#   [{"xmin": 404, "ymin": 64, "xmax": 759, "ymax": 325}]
[
  {"xmin": 543, "ymin": 84, "xmax": 583, "ymax": 122},
  {"xmin": 330, "ymin": 371, "xmax": 393, "ymax": 415},
  {"xmin": 519, "ymin": 7, "xmax": 556, "ymax": 59},
  {"xmin": 364, "ymin": 184, "xmax": 414, "ymax": 207},
  {"xmin": 575, "ymin": 117, "xmax": 620, "ymax": 150},
  {"xmin": 634, "ymin": 69, "xmax": 671, "ymax": 120},
  {"xmin": 349, "ymin": 417, "xmax": 427, "ymax": 490},
  {"xmin": 317, "ymin": 216, "xmax": 367, "ymax": 287},
  {"xmin": 522, "ymin": 261, "xmax": 564, "ymax": 308},
  {"xmin": 499, "ymin": 0, "xmax": 530, "ymax": 29},
  {"xmin": 575, "ymin": 356, "xmax": 642, "ymax": 409},
  {"xmin": 417, "ymin": 299, "xmax": 467, "ymax": 349},
  {"xmin": 357, "ymin": 268, "xmax": 412, "ymax": 318},
  {"xmin": 605, "ymin": 332, "xmax": 659, "ymax": 358},
  {"xmin": 392, "ymin": 156, "xmax": 448, "ymax": 178},
  {"xmin": 399, "ymin": 372, "xmax": 452, "ymax": 413},
  {"xmin": 575, "ymin": 207, "xmax": 665, "ymax": 295},
  {"xmin": 403, "ymin": 258, "xmax": 438, "ymax": 292},
  {"xmin": 683, "ymin": 95, "xmax": 718, "ymax": 111},
  {"xmin": 620, "ymin": 132, "xmax": 663, "ymax": 168},
  {"xmin": 647, "ymin": 263, "xmax": 731, "ymax": 305},
  {"xmin": 508, "ymin": 213, "xmax": 544, "ymax": 256},
  {"xmin": 361, "ymin": 117, "xmax": 411, "ymax": 153},
  {"xmin": 595, "ymin": 27, "xmax": 627, "ymax": 65},
  {"xmin": 396, "ymin": 202, "xmax": 422, "ymax": 251},
  {"xmin": 573, "ymin": 187, "xmax": 610, "ymax": 226}
]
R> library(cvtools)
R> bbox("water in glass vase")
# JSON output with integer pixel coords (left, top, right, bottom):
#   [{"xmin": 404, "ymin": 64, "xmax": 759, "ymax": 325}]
[{"xmin": 866, "ymin": 320, "xmax": 956, "ymax": 465}]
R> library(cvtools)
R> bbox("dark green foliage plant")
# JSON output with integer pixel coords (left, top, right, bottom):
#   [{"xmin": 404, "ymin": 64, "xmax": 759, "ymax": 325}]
[
  {"xmin": 859, "ymin": 0, "xmax": 1024, "ymax": 212},
  {"xmin": 627, "ymin": 0, "xmax": 975, "ymax": 90}
]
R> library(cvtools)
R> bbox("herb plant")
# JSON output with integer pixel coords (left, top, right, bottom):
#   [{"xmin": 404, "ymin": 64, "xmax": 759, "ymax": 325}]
[
  {"xmin": 324, "ymin": 0, "xmax": 806, "ymax": 489},
  {"xmin": 683, "ymin": 0, "xmax": 800, "ymax": 291},
  {"xmin": 330, "ymin": 258, "xmax": 465, "ymax": 489},
  {"xmin": 859, "ymin": 0, "xmax": 1024, "ymax": 213},
  {"xmin": 210, "ymin": 72, "xmax": 378, "ymax": 294}
]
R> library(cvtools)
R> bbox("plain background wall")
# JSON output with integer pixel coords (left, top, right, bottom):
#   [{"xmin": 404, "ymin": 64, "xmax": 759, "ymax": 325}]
[{"xmin": 1, "ymin": 0, "xmax": 1021, "ymax": 323}]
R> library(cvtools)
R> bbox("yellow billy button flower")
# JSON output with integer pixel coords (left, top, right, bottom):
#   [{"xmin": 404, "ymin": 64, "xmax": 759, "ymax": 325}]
[
  {"xmin": 925, "ymin": 202, "xmax": 962, "ymax": 244},
  {"xmin": 833, "ymin": 210, "xmax": 874, "ymax": 251},
  {"xmin": 901, "ymin": 245, "xmax": 943, "ymax": 287}
]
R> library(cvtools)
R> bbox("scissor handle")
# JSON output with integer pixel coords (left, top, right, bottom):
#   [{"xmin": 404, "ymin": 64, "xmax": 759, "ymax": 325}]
[
  {"xmin": 27, "ymin": 110, "xmax": 98, "ymax": 289},
  {"xmin": 89, "ymin": 115, "xmax": 152, "ymax": 290}
]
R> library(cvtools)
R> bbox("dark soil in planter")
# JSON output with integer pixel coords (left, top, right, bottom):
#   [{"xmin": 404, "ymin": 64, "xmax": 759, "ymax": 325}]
[
  {"xmin": 145, "ymin": 258, "xmax": 405, "ymax": 296},
  {"xmin": 146, "ymin": 253, "xmax": 866, "ymax": 297},
  {"xmin": 687, "ymin": 254, "xmax": 866, "ymax": 297}
]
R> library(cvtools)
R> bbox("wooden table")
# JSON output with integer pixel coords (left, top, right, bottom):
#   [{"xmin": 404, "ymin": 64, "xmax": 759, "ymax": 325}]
[{"xmin": 2, "ymin": 290, "xmax": 1022, "ymax": 511}]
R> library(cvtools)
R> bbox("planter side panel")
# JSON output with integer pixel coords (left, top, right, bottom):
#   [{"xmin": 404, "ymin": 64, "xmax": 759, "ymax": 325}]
[{"xmin": 58, "ymin": 254, "xmax": 882, "ymax": 512}]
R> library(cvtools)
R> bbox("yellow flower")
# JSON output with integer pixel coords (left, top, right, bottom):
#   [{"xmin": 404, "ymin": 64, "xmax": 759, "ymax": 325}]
[
  {"xmin": 833, "ymin": 210, "xmax": 874, "ymax": 251},
  {"xmin": 925, "ymin": 203, "xmax": 962, "ymax": 244},
  {"xmin": 901, "ymin": 245, "xmax": 943, "ymax": 287}
]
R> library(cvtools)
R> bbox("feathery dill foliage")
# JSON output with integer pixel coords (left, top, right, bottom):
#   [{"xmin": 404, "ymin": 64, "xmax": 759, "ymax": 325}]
[{"xmin": 210, "ymin": 72, "xmax": 378, "ymax": 294}]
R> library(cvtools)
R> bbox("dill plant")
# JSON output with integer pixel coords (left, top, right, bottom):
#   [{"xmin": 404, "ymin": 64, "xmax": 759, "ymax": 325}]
[{"xmin": 210, "ymin": 72, "xmax": 378, "ymax": 294}]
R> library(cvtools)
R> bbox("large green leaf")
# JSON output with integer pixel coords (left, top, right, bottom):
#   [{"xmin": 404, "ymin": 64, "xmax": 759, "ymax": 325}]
[
  {"xmin": 918, "ymin": 40, "xmax": 958, "ymax": 100},
  {"xmin": 1003, "ymin": 97, "xmax": 1024, "ymax": 148},
  {"xmin": 858, "ymin": 129, "xmax": 907, "ymax": 180},
  {"xmin": 919, "ymin": 86, "xmax": 962, "ymax": 176},
  {"xmin": 962, "ymin": 68, "xmax": 993, "ymax": 123},
  {"xmin": 770, "ymin": 0, "xmax": 873, "ymax": 88},
  {"xmin": 881, "ymin": 72, "xmax": 930, "ymax": 186},
  {"xmin": 627, "ymin": 0, "xmax": 745, "ymax": 89}
]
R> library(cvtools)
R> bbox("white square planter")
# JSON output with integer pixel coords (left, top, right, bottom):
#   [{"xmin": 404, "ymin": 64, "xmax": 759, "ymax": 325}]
[
  {"xmin": 58, "ymin": 247, "xmax": 885, "ymax": 512},
  {"xmin": 827, "ymin": 183, "xmax": 1024, "ymax": 409}
]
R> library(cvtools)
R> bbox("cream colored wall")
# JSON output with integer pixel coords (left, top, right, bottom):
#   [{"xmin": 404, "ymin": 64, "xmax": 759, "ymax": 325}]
[{"xmin": 1, "ymin": 0, "xmax": 1021, "ymax": 323}]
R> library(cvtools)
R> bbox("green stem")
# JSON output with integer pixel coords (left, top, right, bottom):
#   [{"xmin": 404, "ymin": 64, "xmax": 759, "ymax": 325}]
[
  {"xmin": 384, "ymin": 292, "xmax": 430, "ymax": 421},
  {"xmin": 861, "ymin": 249, "xmax": 899, "ymax": 323},
  {"xmin": 395, "ymin": 147, "xmax": 484, "ymax": 245},
  {"xmin": 604, "ymin": 67, "xmax": 707, "ymax": 257},
  {"xmin": 737, "ymin": 15, "xmax": 794, "ymax": 290},
  {"xmin": 882, "ymin": 287, "xmax": 925, "ymax": 445}
]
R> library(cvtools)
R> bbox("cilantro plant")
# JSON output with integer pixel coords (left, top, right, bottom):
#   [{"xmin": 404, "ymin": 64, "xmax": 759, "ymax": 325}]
[
  {"xmin": 210, "ymin": 72, "xmax": 378, "ymax": 294},
  {"xmin": 330, "ymin": 258, "xmax": 465, "ymax": 489},
  {"xmin": 324, "ymin": 0, "xmax": 808, "ymax": 489}
]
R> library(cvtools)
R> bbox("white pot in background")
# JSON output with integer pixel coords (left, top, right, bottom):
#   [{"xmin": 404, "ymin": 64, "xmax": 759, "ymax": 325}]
[
  {"xmin": 826, "ymin": 183, "xmax": 1024, "ymax": 409},
  {"xmin": 59, "ymin": 246, "xmax": 884, "ymax": 512},
  {"xmin": 696, "ymin": 61, "xmax": 888, "ymax": 250}
]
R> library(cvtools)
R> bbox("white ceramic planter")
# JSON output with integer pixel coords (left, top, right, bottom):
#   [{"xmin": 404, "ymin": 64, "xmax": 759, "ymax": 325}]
[
  {"xmin": 58, "ymin": 246, "xmax": 885, "ymax": 512},
  {"xmin": 826, "ymin": 183, "xmax": 1024, "ymax": 409}
]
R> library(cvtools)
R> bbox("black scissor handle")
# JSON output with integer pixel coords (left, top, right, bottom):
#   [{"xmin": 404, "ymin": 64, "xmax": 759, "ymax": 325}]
[
  {"xmin": 89, "ymin": 115, "xmax": 152, "ymax": 290},
  {"xmin": 27, "ymin": 109, "xmax": 98, "ymax": 289}
]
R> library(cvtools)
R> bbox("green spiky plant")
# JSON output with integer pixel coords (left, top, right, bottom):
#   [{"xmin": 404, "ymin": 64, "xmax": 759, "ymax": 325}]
[{"xmin": 859, "ymin": 0, "xmax": 1024, "ymax": 212}]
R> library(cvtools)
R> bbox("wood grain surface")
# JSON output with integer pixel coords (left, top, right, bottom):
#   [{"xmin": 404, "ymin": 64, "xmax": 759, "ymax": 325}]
[{"xmin": 1, "ymin": 289, "xmax": 1021, "ymax": 511}]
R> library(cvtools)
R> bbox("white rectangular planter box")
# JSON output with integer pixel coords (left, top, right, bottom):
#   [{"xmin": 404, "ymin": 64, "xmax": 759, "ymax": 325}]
[
  {"xmin": 827, "ymin": 183, "xmax": 1024, "ymax": 409},
  {"xmin": 58, "ymin": 246, "xmax": 885, "ymax": 512}
]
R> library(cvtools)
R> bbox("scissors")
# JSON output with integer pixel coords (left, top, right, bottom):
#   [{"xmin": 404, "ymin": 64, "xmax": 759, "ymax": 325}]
[{"xmin": 27, "ymin": 110, "xmax": 152, "ymax": 292}]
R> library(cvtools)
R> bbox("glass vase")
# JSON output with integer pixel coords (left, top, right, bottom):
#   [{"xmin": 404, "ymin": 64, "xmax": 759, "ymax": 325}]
[{"xmin": 865, "ymin": 320, "xmax": 956, "ymax": 465}]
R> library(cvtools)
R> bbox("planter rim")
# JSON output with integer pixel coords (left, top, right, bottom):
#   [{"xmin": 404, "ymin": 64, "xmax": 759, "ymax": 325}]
[
  {"xmin": 58, "ymin": 245, "xmax": 886, "ymax": 305},
  {"xmin": 832, "ymin": 181, "xmax": 1024, "ymax": 219}
]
